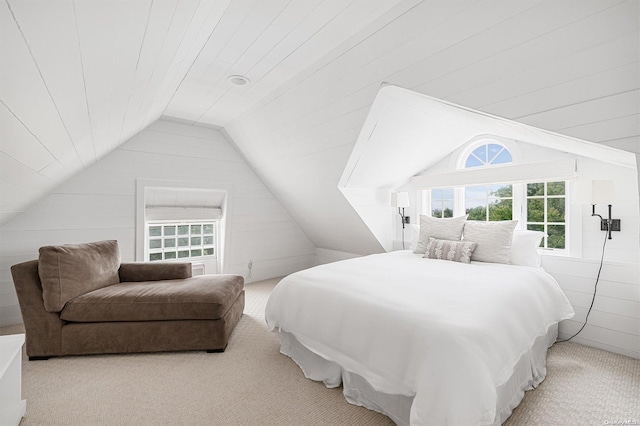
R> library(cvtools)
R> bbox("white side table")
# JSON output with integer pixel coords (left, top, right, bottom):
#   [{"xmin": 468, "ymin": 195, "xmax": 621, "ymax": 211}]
[{"xmin": 0, "ymin": 334, "xmax": 26, "ymax": 426}]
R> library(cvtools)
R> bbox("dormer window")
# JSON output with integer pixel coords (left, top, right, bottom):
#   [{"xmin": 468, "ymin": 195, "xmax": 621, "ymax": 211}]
[
  {"xmin": 462, "ymin": 141, "xmax": 514, "ymax": 221},
  {"xmin": 424, "ymin": 138, "xmax": 568, "ymax": 251},
  {"xmin": 464, "ymin": 142, "xmax": 512, "ymax": 168}
]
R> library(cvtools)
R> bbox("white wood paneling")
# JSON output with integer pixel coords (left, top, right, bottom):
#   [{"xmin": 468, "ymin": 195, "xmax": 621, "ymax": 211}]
[
  {"xmin": 542, "ymin": 256, "xmax": 640, "ymax": 358},
  {"xmin": 0, "ymin": 0, "xmax": 232, "ymax": 227},
  {"xmin": 0, "ymin": 120, "xmax": 315, "ymax": 326}
]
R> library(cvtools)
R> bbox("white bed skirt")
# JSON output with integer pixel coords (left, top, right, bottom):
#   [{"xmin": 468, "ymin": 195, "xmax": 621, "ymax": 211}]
[{"xmin": 277, "ymin": 323, "xmax": 558, "ymax": 426}]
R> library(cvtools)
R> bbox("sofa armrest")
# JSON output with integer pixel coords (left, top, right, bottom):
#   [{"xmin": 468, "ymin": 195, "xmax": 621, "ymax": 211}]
[
  {"xmin": 118, "ymin": 262, "xmax": 192, "ymax": 282},
  {"xmin": 11, "ymin": 260, "xmax": 64, "ymax": 357}
]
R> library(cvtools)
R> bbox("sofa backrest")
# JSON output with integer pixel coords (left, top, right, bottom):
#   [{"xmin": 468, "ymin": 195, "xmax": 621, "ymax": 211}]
[{"xmin": 38, "ymin": 240, "xmax": 121, "ymax": 312}]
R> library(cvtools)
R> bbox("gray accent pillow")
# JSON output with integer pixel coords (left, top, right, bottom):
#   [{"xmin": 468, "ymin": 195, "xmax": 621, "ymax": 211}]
[
  {"xmin": 38, "ymin": 240, "xmax": 121, "ymax": 312},
  {"xmin": 424, "ymin": 238, "xmax": 477, "ymax": 264},
  {"xmin": 414, "ymin": 214, "xmax": 468, "ymax": 254},
  {"xmin": 462, "ymin": 220, "xmax": 518, "ymax": 264}
]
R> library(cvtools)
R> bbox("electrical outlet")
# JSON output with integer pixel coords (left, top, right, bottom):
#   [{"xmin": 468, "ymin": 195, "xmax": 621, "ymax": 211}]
[
  {"xmin": 247, "ymin": 259, "xmax": 253, "ymax": 279},
  {"xmin": 403, "ymin": 216, "xmax": 410, "ymax": 224}
]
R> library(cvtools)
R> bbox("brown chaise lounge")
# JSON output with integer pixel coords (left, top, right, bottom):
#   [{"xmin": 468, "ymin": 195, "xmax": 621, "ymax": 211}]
[{"xmin": 11, "ymin": 240, "xmax": 244, "ymax": 360}]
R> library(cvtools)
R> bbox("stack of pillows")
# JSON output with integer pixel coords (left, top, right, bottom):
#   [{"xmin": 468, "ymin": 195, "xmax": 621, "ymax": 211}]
[{"xmin": 412, "ymin": 215, "xmax": 545, "ymax": 267}]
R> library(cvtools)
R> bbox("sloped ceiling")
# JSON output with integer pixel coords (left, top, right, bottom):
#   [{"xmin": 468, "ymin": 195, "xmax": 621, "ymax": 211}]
[
  {"xmin": 0, "ymin": 0, "xmax": 404, "ymax": 225},
  {"xmin": 2, "ymin": 0, "xmax": 639, "ymax": 256},
  {"xmin": 339, "ymin": 84, "xmax": 637, "ymax": 250},
  {"xmin": 224, "ymin": 0, "xmax": 640, "ymax": 255}
]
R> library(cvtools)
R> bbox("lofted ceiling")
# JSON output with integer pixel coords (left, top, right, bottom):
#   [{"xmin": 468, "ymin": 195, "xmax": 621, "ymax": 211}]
[
  {"xmin": 2, "ymin": 0, "xmax": 639, "ymax": 256},
  {"xmin": 0, "ymin": 0, "xmax": 404, "ymax": 225}
]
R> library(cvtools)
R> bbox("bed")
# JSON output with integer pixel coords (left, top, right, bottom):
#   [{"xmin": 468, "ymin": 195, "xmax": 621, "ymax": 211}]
[{"xmin": 265, "ymin": 250, "xmax": 575, "ymax": 426}]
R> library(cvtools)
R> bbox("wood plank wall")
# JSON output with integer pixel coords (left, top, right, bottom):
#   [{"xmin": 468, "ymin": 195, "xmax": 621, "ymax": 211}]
[
  {"xmin": 0, "ymin": 119, "xmax": 315, "ymax": 326},
  {"xmin": 542, "ymin": 256, "xmax": 639, "ymax": 359}
]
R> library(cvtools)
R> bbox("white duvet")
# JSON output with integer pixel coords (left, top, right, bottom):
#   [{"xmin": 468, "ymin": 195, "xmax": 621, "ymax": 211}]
[{"xmin": 265, "ymin": 251, "xmax": 574, "ymax": 426}]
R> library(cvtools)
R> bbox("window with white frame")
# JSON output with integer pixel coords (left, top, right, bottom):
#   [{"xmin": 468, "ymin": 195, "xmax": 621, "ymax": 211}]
[
  {"xmin": 424, "ymin": 140, "xmax": 568, "ymax": 251},
  {"xmin": 465, "ymin": 184, "xmax": 513, "ymax": 221},
  {"xmin": 147, "ymin": 221, "xmax": 217, "ymax": 262},
  {"xmin": 430, "ymin": 188, "xmax": 454, "ymax": 218},
  {"xmin": 464, "ymin": 142, "xmax": 512, "ymax": 168},
  {"xmin": 525, "ymin": 182, "xmax": 566, "ymax": 249}
]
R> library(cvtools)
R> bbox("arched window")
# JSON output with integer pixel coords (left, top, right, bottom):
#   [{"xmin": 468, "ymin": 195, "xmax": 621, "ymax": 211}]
[
  {"xmin": 463, "ymin": 142, "xmax": 512, "ymax": 168},
  {"xmin": 424, "ymin": 138, "xmax": 567, "ymax": 250},
  {"xmin": 461, "ymin": 142, "xmax": 514, "ymax": 221}
]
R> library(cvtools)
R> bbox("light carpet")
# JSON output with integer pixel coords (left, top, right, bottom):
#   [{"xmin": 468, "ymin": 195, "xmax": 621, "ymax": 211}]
[{"xmin": 1, "ymin": 278, "xmax": 638, "ymax": 426}]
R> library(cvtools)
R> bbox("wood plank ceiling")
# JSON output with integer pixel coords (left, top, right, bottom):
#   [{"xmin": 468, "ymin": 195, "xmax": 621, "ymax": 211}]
[
  {"xmin": 1, "ymin": 0, "xmax": 403, "ymax": 226},
  {"xmin": 2, "ymin": 0, "xmax": 639, "ymax": 255}
]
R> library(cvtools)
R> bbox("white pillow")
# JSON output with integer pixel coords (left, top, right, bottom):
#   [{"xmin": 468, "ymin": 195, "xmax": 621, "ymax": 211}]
[
  {"xmin": 511, "ymin": 230, "xmax": 545, "ymax": 267},
  {"xmin": 407, "ymin": 224, "xmax": 420, "ymax": 251},
  {"xmin": 414, "ymin": 215, "xmax": 468, "ymax": 254},
  {"xmin": 462, "ymin": 220, "xmax": 518, "ymax": 264}
]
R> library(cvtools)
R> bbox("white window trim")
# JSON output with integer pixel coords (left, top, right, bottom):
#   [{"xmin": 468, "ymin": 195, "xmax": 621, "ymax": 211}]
[
  {"xmin": 136, "ymin": 179, "xmax": 234, "ymax": 274},
  {"xmin": 422, "ymin": 180, "xmax": 571, "ymax": 254}
]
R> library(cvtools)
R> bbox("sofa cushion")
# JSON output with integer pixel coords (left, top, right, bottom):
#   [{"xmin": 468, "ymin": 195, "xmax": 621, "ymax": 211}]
[
  {"xmin": 39, "ymin": 240, "xmax": 121, "ymax": 312},
  {"xmin": 60, "ymin": 275, "xmax": 244, "ymax": 322}
]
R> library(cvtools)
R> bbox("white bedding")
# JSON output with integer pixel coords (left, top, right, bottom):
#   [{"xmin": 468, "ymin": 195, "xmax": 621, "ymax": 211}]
[{"xmin": 265, "ymin": 251, "xmax": 575, "ymax": 426}]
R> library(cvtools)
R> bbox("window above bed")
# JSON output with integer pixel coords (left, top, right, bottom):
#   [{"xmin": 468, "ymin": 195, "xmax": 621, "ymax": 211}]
[{"xmin": 421, "ymin": 138, "xmax": 569, "ymax": 252}]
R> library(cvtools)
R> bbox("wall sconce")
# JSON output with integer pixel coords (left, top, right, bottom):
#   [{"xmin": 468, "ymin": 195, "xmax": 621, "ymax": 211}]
[
  {"xmin": 390, "ymin": 192, "xmax": 410, "ymax": 249},
  {"xmin": 573, "ymin": 179, "xmax": 620, "ymax": 239}
]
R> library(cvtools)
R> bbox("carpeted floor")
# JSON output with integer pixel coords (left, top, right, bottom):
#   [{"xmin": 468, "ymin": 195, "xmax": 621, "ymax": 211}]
[{"xmin": 1, "ymin": 278, "xmax": 638, "ymax": 425}]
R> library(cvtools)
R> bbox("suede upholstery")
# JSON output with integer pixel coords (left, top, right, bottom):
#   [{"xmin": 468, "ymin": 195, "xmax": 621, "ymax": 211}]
[
  {"xmin": 60, "ymin": 275, "xmax": 244, "ymax": 322},
  {"xmin": 118, "ymin": 262, "xmax": 192, "ymax": 282},
  {"xmin": 38, "ymin": 240, "xmax": 121, "ymax": 312},
  {"xmin": 11, "ymin": 253, "xmax": 244, "ymax": 358}
]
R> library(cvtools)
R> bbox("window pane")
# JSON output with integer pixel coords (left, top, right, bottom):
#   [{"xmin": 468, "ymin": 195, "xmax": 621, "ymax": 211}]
[
  {"xmin": 149, "ymin": 226, "xmax": 161, "ymax": 237},
  {"xmin": 547, "ymin": 198, "xmax": 565, "ymax": 222},
  {"xmin": 163, "ymin": 226, "xmax": 176, "ymax": 236},
  {"xmin": 465, "ymin": 185, "xmax": 487, "ymax": 199},
  {"xmin": 548, "ymin": 225, "xmax": 565, "ymax": 249},
  {"xmin": 442, "ymin": 200, "xmax": 453, "ymax": 218},
  {"xmin": 203, "ymin": 236, "xmax": 214, "ymax": 245},
  {"xmin": 178, "ymin": 237, "xmax": 189, "ymax": 247},
  {"xmin": 547, "ymin": 181, "xmax": 565, "ymax": 196},
  {"xmin": 488, "ymin": 199, "xmax": 512, "ymax": 221},
  {"xmin": 431, "ymin": 188, "xmax": 442, "ymax": 199},
  {"xmin": 527, "ymin": 183, "xmax": 544, "ymax": 196},
  {"xmin": 149, "ymin": 239, "xmax": 162, "ymax": 249},
  {"xmin": 203, "ymin": 248, "xmax": 214, "ymax": 256},
  {"xmin": 191, "ymin": 237, "xmax": 201, "ymax": 246},
  {"xmin": 191, "ymin": 249, "xmax": 202, "ymax": 257},
  {"xmin": 527, "ymin": 199, "xmax": 544, "ymax": 222},
  {"xmin": 203, "ymin": 224, "xmax": 214, "ymax": 234},
  {"xmin": 178, "ymin": 225, "xmax": 189, "ymax": 235},
  {"xmin": 442, "ymin": 188, "xmax": 454, "ymax": 200},
  {"xmin": 466, "ymin": 205, "xmax": 486, "ymax": 221},
  {"xmin": 149, "ymin": 253, "xmax": 162, "ymax": 261},
  {"xmin": 527, "ymin": 224, "xmax": 544, "ymax": 232},
  {"xmin": 472, "ymin": 146, "xmax": 487, "ymax": 163},
  {"xmin": 190, "ymin": 225, "xmax": 201, "ymax": 234},
  {"xmin": 487, "ymin": 144, "xmax": 505, "ymax": 163},
  {"xmin": 164, "ymin": 252, "xmax": 176, "ymax": 260},
  {"xmin": 492, "ymin": 149, "xmax": 512, "ymax": 164},
  {"xmin": 178, "ymin": 250, "xmax": 189, "ymax": 258},
  {"xmin": 465, "ymin": 154, "xmax": 484, "ymax": 168},
  {"xmin": 489, "ymin": 184, "xmax": 512, "ymax": 197},
  {"xmin": 164, "ymin": 238, "xmax": 175, "ymax": 248}
]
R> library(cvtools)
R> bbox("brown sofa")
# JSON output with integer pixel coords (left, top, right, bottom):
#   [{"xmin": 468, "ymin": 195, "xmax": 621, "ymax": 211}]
[{"xmin": 11, "ymin": 240, "xmax": 244, "ymax": 360}]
